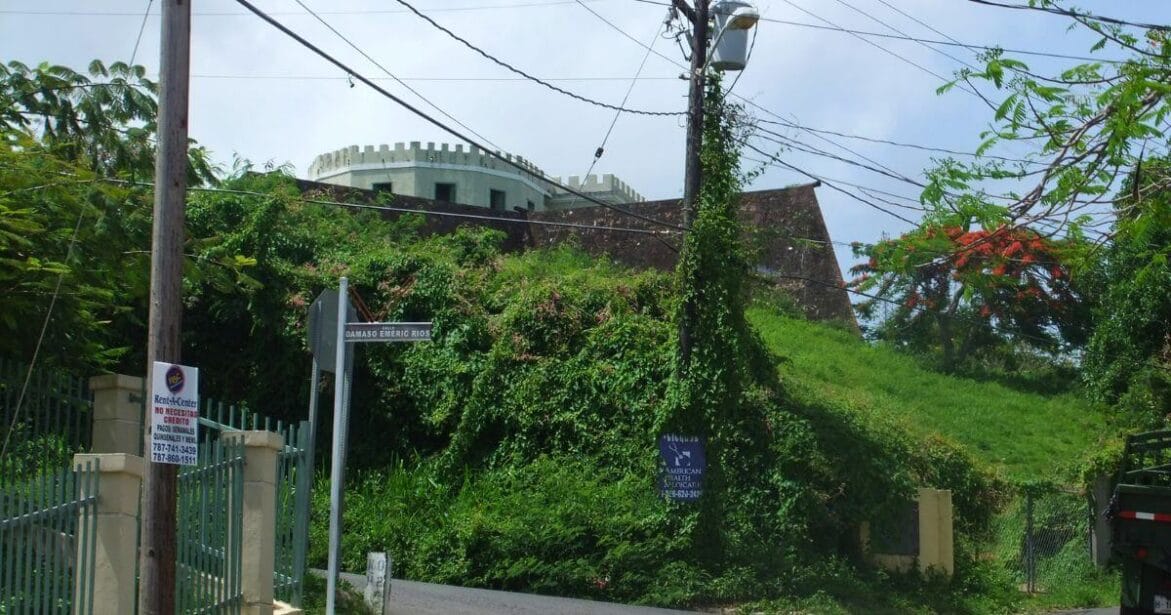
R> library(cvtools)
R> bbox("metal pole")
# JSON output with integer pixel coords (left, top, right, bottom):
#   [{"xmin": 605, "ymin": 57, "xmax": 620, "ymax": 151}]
[
  {"xmin": 307, "ymin": 358, "xmax": 320, "ymax": 480},
  {"xmin": 1026, "ymin": 491, "xmax": 1035, "ymax": 594},
  {"xmin": 677, "ymin": 0, "xmax": 709, "ymax": 373},
  {"xmin": 326, "ymin": 277, "xmax": 349, "ymax": 615},
  {"xmin": 139, "ymin": 1, "xmax": 191, "ymax": 612}
]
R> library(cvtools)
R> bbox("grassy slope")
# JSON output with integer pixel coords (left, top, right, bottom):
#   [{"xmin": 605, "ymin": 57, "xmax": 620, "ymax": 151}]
[{"xmin": 748, "ymin": 307, "xmax": 1107, "ymax": 480}]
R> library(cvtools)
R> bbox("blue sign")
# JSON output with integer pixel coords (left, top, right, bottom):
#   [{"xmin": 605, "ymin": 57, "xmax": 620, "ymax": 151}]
[{"xmin": 659, "ymin": 434, "xmax": 705, "ymax": 502}]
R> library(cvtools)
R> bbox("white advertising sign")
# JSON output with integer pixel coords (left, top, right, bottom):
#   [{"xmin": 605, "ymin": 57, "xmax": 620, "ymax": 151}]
[{"xmin": 149, "ymin": 362, "xmax": 199, "ymax": 466}]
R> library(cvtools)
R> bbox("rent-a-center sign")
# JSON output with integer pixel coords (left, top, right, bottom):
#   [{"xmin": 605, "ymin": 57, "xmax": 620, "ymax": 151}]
[{"xmin": 149, "ymin": 362, "xmax": 199, "ymax": 466}]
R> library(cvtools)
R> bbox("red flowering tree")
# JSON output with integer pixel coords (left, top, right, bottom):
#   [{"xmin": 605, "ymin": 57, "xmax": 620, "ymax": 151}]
[{"xmin": 850, "ymin": 221, "xmax": 1088, "ymax": 370}]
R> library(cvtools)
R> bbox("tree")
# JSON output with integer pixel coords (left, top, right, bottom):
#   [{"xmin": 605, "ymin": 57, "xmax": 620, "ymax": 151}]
[
  {"xmin": 851, "ymin": 219, "xmax": 1087, "ymax": 370},
  {"xmin": 0, "ymin": 60, "xmax": 215, "ymax": 183},
  {"xmin": 1083, "ymin": 158, "xmax": 1171, "ymax": 416}
]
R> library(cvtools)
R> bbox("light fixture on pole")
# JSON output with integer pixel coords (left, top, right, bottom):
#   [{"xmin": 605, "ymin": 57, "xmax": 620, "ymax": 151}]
[{"xmin": 708, "ymin": 0, "xmax": 760, "ymax": 71}]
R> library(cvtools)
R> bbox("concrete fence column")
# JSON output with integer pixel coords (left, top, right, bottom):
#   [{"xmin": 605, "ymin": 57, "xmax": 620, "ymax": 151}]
[
  {"xmin": 88, "ymin": 375, "xmax": 144, "ymax": 455},
  {"xmin": 1092, "ymin": 473, "xmax": 1114, "ymax": 566},
  {"xmin": 73, "ymin": 453, "xmax": 144, "ymax": 615},
  {"xmin": 225, "ymin": 430, "xmax": 284, "ymax": 615},
  {"xmin": 917, "ymin": 487, "xmax": 954, "ymax": 576}
]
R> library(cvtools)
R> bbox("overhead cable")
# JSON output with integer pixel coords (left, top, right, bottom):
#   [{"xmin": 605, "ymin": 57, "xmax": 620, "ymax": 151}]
[
  {"xmin": 291, "ymin": 0, "xmax": 502, "ymax": 151},
  {"xmin": 387, "ymin": 0, "xmax": 684, "ymax": 117},
  {"xmin": 231, "ymin": 0, "xmax": 686, "ymax": 231},
  {"xmin": 129, "ymin": 0, "xmax": 154, "ymax": 66},
  {"xmin": 965, "ymin": 0, "xmax": 1171, "ymax": 33},
  {"xmin": 561, "ymin": 2, "xmax": 667, "ymax": 209},
  {"xmin": 741, "ymin": 141, "xmax": 920, "ymax": 224}
]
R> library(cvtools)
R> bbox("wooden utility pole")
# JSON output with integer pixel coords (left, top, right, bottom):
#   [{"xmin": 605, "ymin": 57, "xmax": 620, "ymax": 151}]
[
  {"xmin": 675, "ymin": 0, "xmax": 709, "ymax": 370},
  {"xmin": 140, "ymin": 1, "xmax": 192, "ymax": 613}
]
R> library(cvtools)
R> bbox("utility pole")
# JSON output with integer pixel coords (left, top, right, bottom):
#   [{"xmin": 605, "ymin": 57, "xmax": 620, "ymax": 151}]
[
  {"xmin": 675, "ymin": 0, "xmax": 709, "ymax": 371},
  {"xmin": 140, "ymin": 1, "xmax": 192, "ymax": 613}
]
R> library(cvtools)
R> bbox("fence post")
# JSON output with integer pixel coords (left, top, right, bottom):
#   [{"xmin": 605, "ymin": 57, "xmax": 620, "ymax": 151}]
[
  {"xmin": 73, "ymin": 453, "xmax": 144, "ymax": 615},
  {"xmin": 1026, "ymin": 490, "xmax": 1036, "ymax": 594},
  {"xmin": 88, "ymin": 375, "xmax": 144, "ymax": 456},
  {"xmin": 1091, "ymin": 473, "xmax": 1113, "ymax": 566},
  {"xmin": 225, "ymin": 430, "xmax": 284, "ymax": 615}
]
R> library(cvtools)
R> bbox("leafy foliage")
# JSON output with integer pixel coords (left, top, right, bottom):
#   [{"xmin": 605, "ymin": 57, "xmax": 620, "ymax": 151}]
[
  {"xmin": 851, "ymin": 220, "xmax": 1087, "ymax": 369},
  {"xmin": 1083, "ymin": 158, "xmax": 1171, "ymax": 416}
]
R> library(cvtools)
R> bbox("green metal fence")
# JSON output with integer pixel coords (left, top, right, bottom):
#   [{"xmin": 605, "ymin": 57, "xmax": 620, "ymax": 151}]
[
  {"xmin": 274, "ymin": 421, "xmax": 311, "ymax": 607},
  {"xmin": 0, "ymin": 358, "xmax": 92, "ymax": 486},
  {"xmin": 0, "ymin": 458, "xmax": 99, "ymax": 614},
  {"xmin": 196, "ymin": 400, "xmax": 312, "ymax": 608},
  {"xmin": 176, "ymin": 436, "xmax": 245, "ymax": 615}
]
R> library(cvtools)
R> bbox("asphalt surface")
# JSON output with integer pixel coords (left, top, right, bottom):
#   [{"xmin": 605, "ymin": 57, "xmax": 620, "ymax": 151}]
[{"xmin": 336, "ymin": 571, "xmax": 699, "ymax": 615}]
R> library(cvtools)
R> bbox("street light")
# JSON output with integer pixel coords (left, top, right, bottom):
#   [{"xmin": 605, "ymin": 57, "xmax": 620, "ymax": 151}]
[{"xmin": 708, "ymin": 0, "xmax": 760, "ymax": 71}]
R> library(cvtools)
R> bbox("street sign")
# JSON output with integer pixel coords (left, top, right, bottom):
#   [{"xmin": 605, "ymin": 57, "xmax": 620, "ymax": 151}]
[
  {"xmin": 149, "ymin": 362, "xmax": 199, "ymax": 466},
  {"xmin": 308, "ymin": 289, "xmax": 357, "ymax": 373},
  {"xmin": 658, "ymin": 434, "xmax": 705, "ymax": 502},
  {"xmin": 344, "ymin": 322, "xmax": 432, "ymax": 343}
]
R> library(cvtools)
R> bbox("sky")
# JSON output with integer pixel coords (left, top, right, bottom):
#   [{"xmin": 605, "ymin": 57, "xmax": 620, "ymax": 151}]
[{"xmin": 3, "ymin": 0, "xmax": 1170, "ymax": 277}]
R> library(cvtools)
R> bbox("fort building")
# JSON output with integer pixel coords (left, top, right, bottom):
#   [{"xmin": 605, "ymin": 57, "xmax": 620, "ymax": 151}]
[{"xmin": 307, "ymin": 142, "xmax": 643, "ymax": 212}]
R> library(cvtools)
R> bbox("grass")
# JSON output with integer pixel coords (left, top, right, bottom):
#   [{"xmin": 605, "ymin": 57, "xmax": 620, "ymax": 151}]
[{"xmin": 748, "ymin": 306, "xmax": 1109, "ymax": 481}]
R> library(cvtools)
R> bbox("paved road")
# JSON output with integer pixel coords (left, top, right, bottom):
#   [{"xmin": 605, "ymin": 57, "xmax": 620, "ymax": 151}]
[{"xmin": 337, "ymin": 572, "xmax": 700, "ymax": 615}]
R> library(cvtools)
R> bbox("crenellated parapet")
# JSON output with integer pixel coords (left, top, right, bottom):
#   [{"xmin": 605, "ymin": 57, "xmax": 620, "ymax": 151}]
[
  {"xmin": 547, "ymin": 173, "xmax": 644, "ymax": 205},
  {"xmin": 307, "ymin": 142, "xmax": 549, "ymax": 180}
]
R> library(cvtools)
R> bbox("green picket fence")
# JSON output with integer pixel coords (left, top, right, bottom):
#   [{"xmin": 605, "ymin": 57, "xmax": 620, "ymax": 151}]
[{"xmin": 0, "ymin": 458, "xmax": 99, "ymax": 614}]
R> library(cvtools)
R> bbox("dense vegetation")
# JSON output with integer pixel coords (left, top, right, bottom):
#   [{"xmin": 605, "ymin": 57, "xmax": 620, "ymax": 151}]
[{"xmin": 1, "ymin": 39, "xmax": 1155, "ymax": 611}]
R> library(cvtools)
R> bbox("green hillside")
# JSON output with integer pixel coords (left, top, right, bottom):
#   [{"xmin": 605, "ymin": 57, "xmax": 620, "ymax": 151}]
[{"xmin": 749, "ymin": 306, "xmax": 1108, "ymax": 480}]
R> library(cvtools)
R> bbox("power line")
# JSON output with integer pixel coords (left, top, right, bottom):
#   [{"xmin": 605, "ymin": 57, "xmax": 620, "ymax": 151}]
[
  {"xmin": 189, "ymin": 73, "xmax": 681, "ymax": 82},
  {"xmin": 571, "ymin": 2, "xmax": 931, "ymax": 195},
  {"xmin": 777, "ymin": 0, "xmax": 980, "ymax": 97},
  {"xmin": 561, "ymin": 3, "xmax": 666, "ymax": 209},
  {"xmin": 755, "ymin": 117, "xmax": 1040, "ymax": 165},
  {"xmin": 966, "ymin": 0, "xmax": 1171, "ymax": 33},
  {"xmin": 129, "ymin": 0, "xmax": 154, "ymax": 66},
  {"xmin": 0, "ymin": 0, "xmax": 593, "ymax": 17},
  {"xmin": 753, "ymin": 128, "xmax": 928, "ymax": 190},
  {"xmin": 830, "ymin": 0, "xmax": 979, "ymax": 71},
  {"xmin": 628, "ymin": 0, "xmax": 1126, "ymax": 64},
  {"xmin": 230, "ymin": 0, "xmax": 686, "ymax": 231},
  {"xmin": 290, "ymin": 0, "xmax": 503, "ymax": 152},
  {"xmin": 742, "ymin": 141, "xmax": 920, "ymax": 224},
  {"xmin": 387, "ymin": 0, "xmax": 683, "ymax": 117}
]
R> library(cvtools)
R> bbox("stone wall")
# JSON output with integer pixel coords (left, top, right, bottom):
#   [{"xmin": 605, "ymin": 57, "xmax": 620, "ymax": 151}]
[
  {"xmin": 530, "ymin": 183, "xmax": 858, "ymax": 326},
  {"xmin": 296, "ymin": 179, "xmax": 857, "ymax": 327}
]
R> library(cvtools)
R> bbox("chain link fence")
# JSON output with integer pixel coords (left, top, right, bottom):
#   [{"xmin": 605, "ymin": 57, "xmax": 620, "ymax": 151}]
[{"xmin": 990, "ymin": 486, "xmax": 1096, "ymax": 593}]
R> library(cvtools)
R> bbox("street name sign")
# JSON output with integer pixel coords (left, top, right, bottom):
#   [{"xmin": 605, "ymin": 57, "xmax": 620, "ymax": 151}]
[
  {"xmin": 344, "ymin": 322, "xmax": 432, "ymax": 343},
  {"xmin": 149, "ymin": 362, "xmax": 199, "ymax": 466}
]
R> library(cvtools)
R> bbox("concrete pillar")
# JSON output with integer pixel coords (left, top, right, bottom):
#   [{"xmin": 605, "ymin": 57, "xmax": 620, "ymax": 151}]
[
  {"xmin": 1092, "ymin": 473, "xmax": 1114, "ymax": 566},
  {"xmin": 88, "ymin": 375, "xmax": 144, "ymax": 456},
  {"xmin": 917, "ymin": 487, "xmax": 954, "ymax": 576},
  {"xmin": 224, "ymin": 431, "xmax": 284, "ymax": 615},
  {"xmin": 73, "ymin": 453, "xmax": 144, "ymax": 615}
]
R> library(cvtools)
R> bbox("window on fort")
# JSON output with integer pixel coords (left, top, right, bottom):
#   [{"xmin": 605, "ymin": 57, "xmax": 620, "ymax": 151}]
[
  {"xmin": 435, "ymin": 183, "xmax": 456, "ymax": 202},
  {"xmin": 527, "ymin": 200, "xmax": 535, "ymax": 211},
  {"xmin": 490, "ymin": 190, "xmax": 506, "ymax": 211},
  {"xmin": 372, "ymin": 182, "xmax": 393, "ymax": 193}
]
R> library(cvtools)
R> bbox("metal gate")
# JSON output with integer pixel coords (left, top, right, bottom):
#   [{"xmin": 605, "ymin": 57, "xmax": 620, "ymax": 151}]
[{"xmin": 992, "ymin": 485, "xmax": 1094, "ymax": 593}]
